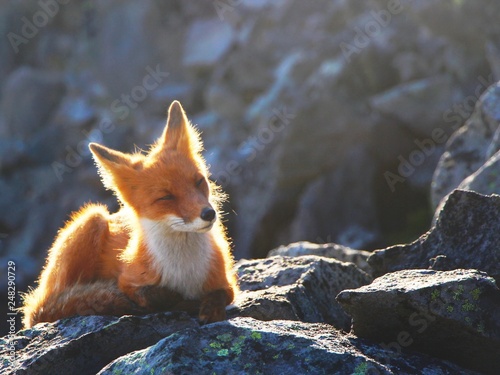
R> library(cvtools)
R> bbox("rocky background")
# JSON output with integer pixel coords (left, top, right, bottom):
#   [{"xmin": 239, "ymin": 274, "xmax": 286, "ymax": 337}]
[{"xmin": 1, "ymin": 0, "xmax": 500, "ymax": 372}]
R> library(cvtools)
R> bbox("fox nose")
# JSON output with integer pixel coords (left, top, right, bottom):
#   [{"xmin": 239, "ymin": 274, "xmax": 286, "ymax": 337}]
[{"xmin": 200, "ymin": 207, "xmax": 216, "ymax": 222}]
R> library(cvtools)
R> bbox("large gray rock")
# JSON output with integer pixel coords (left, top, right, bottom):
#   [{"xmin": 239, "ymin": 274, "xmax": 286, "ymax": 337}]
[
  {"xmin": 432, "ymin": 81, "xmax": 500, "ymax": 207},
  {"xmin": 457, "ymin": 149, "xmax": 500, "ymax": 196},
  {"xmin": 337, "ymin": 269, "xmax": 500, "ymax": 374},
  {"xmin": 370, "ymin": 75, "xmax": 464, "ymax": 137},
  {"xmin": 268, "ymin": 241, "xmax": 371, "ymax": 274},
  {"xmin": 368, "ymin": 190, "xmax": 500, "ymax": 284},
  {"xmin": 183, "ymin": 18, "xmax": 235, "ymax": 69},
  {"xmin": 0, "ymin": 312, "xmax": 197, "ymax": 375},
  {"xmin": 233, "ymin": 256, "xmax": 372, "ymax": 330},
  {"xmin": 98, "ymin": 317, "xmax": 477, "ymax": 375},
  {"xmin": 285, "ymin": 145, "xmax": 381, "ymax": 250}
]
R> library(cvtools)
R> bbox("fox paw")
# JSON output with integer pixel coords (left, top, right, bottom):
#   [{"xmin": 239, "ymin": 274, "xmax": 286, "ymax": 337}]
[{"xmin": 199, "ymin": 289, "xmax": 227, "ymax": 324}]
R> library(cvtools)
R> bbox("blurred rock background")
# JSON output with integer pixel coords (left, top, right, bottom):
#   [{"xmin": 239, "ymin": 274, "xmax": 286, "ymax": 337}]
[{"xmin": 1, "ymin": 0, "xmax": 500, "ymax": 333}]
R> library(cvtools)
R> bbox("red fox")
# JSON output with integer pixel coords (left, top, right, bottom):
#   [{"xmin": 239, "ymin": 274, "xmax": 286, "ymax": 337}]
[{"xmin": 22, "ymin": 101, "xmax": 238, "ymax": 328}]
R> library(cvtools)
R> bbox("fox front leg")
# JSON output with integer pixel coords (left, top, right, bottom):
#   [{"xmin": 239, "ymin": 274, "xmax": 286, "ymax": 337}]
[{"xmin": 199, "ymin": 289, "xmax": 231, "ymax": 324}]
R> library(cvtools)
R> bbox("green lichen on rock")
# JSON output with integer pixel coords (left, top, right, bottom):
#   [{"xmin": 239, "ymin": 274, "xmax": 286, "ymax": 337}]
[
  {"xmin": 452, "ymin": 285, "xmax": 464, "ymax": 300},
  {"xmin": 431, "ymin": 289, "xmax": 440, "ymax": 301},
  {"xmin": 471, "ymin": 288, "xmax": 481, "ymax": 300},
  {"xmin": 353, "ymin": 362, "xmax": 368, "ymax": 375}
]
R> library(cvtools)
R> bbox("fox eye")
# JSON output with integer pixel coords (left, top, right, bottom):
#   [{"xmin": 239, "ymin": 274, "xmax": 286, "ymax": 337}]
[
  {"xmin": 158, "ymin": 194, "xmax": 175, "ymax": 201},
  {"xmin": 196, "ymin": 177, "xmax": 205, "ymax": 187}
]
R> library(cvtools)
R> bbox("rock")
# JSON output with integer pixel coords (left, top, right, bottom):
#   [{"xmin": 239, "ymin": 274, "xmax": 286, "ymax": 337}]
[
  {"xmin": 0, "ymin": 67, "xmax": 66, "ymax": 138},
  {"xmin": 337, "ymin": 269, "xmax": 500, "ymax": 374},
  {"xmin": 369, "ymin": 190, "xmax": 500, "ymax": 284},
  {"xmin": 268, "ymin": 241, "xmax": 372, "ymax": 274},
  {"xmin": 183, "ymin": 18, "xmax": 235, "ymax": 69},
  {"xmin": 285, "ymin": 145, "xmax": 381, "ymax": 250},
  {"xmin": 233, "ymin": 256, "xmax": 372, "ymax": 330},
  {"xmin": 370, "ymin": 75, "xmax": 464, "ymax": 137},
  {"xmin": 98, "ymin": 318, "xmax": 476, "ymax": 375},
  {"xmin": 230, "ymin": 92, "xmax": 378, "ymax": 258},
  {"xmin": 431, "ymin": 80, "xmax": 500, "ymax": 208},
  {"xmin": 0, "ymin": 312, "xmax": 197, "ymax": 375},
  {"xmin": 457, "ymin": 149, "xmax": 500, "ymax": 196}
]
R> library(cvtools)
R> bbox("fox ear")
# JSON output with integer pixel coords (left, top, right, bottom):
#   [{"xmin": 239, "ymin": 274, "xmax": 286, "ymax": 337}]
[
  {"xmin": 161, "ymin": 101, "xmax": 200, "ymax": 155},
  {"xmin": 89, "ymin": 143, "xmax": 136, "ymax": 198},
  {"xmin": 89, "ymin": 143, "xmax": 132, "ymax": 170}
]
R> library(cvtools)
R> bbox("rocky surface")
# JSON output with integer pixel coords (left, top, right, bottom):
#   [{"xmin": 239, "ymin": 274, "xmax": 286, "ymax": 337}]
[
  {"xmin": 368, "ymin": 189, "xmax": 500, "ymax": 284},
  {"xmin": 233, "ymin": 256, "xmax": 372, "ymax": 330},
  {"xmin": 268, "ymin": 241, "xmax": 372, "ymax": 274},
  {"xmin": 4, "ymin": 187, "xmax": 500, "ymax": 372},
  {"xmin": 1, "ymin": 257, "xmax": 484, "ymax": 375},
  {"xmin": 337, "ymin": 269, "xmax": 500, "ymax": 374}
]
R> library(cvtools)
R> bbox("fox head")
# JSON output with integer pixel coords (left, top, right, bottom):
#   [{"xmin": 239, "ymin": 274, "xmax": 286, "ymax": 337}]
[{"xmin": 89, "ymin": 101, "xmax": 220, "ymax": 233}]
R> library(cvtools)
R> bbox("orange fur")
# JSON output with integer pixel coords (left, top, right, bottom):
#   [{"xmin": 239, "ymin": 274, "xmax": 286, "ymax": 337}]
[{"xmin": 22, "ymin": 101, "xmax": 238, "ymax": 328}]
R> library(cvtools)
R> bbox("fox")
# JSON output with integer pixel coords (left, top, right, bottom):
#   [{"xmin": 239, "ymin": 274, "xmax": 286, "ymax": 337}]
[{"xmin": 22, "ymin": 100, "xmax": 238, "ymax": 328}]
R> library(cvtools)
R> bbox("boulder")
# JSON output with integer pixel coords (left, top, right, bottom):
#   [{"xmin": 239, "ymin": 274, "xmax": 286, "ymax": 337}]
[
  {"xmin": 368, "ymin": 190, "xmax": 500, "ymax": 284},
  {"xmin": 431, "ymin": 81, "xmax": 500, "ymax": 208},
  {"xmin": 285, "ymin": 145, "xmax": 381, "ymax": 250},
  {"xmin": 457, "ymin": 149, "xmax": 500, "ymax": 196},
  {"xmin": 337, "ymin": 269, "xmax": 500, "ymax": 374},
  {"xmin": 370, "ymin": 75, "xmax": 464, "ymax": 137},
  {"xmin": 233, "ymin": 256, "xmax": 372, "ymax": 330},
  {"xmin": 0, "ymin": 312, "xmax": 197, "ymax": 375},
  {"xmin": 99, "ymin": 317, "xmax": 478, "ymax": 375},
  {"xmin": 268, "ymin": 241, "xmax": 371, "ymax": 274},
  {"xmin": 183, "ymin": 18, "xmax": 235, "ymax": 69}
]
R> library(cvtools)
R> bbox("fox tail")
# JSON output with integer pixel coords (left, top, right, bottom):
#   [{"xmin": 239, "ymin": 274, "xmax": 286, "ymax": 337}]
[{"xmin": 22, "ymin": 280, "xmax": 143, "ymax": 328}]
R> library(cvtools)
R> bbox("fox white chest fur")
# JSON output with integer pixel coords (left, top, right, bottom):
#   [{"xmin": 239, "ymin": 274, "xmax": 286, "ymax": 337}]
[{"xmin": 140, "ymin": 218, "xmax": 213, "ymax": 299}]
